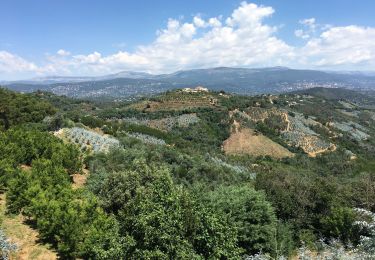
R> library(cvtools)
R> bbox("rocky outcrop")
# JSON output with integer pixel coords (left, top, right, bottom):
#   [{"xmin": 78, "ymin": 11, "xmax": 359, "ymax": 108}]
[
  {"xmin": 333, "ymin": 121, "xmax": 370, "ymax": 141},
  {"xmin": 233, "ymin": 107, "xmax": 335, "ymax": 157},
  {"xmin": 282, "ymin": 131, "xmax": 336, "ymax": 157}
]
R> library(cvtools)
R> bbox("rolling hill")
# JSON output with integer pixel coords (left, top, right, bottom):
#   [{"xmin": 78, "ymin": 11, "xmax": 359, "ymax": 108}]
[
  {"xmin": 1, "ymin": 86, "xmax": 375, "ymax": 259},
  {"xmin": 3, "ymin": 67, "xmax": 375, "ymax": 99}
]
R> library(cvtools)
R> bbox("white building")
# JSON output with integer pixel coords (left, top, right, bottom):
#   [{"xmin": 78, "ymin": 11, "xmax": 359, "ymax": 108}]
[{"xmin": 182, "ymin": 86, "xmax": 209, "ymax": 93}]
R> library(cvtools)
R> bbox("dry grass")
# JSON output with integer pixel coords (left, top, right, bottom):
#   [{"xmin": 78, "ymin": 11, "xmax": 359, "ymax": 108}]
[
  {"xmin": 19, "ymin": 165, "xmax": 32, "ymax": 172},
  {"xmin": 223, "ymin": 126, "xmax": 294, "ymax": 159},
  {"xmin": 0, "ymin": 194, "xmax": 57, "ymax": 260},
  {"xmin": 72, "ymin": 168, "xmax": 89, "ymax": 189}
]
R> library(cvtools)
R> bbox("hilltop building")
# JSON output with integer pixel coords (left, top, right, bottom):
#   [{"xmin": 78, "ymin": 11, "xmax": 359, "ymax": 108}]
[{"xmin": 182, "ymin": 86, "xmax": 209, "ymax": 93}]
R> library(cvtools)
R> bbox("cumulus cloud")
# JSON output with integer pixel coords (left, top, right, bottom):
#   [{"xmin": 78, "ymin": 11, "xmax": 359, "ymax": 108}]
[
  {"xmin": 0, "ymin": 51, "xmax": 38, "ymax": 73},
  {"xmin": 57, "ymin": 49, "xmax": 71, "ymax": 56},
  {"xmin": 225, "ymin": 2, "xmax": 274, "ymax": 27},
  {"xmin": 193, "ymin": 16, "xmax": 206, "ymax": 28},
  {"xmin": 208, "ymin": 17, "xmax": 222, "ymax": 27},
  {"xmin": 300, "ymin": 25, "xmax": 375, "ymax": 68},
  {"xmin": 1, "ymin": 1, "xmax": 375, "ymax": 78},
  {"xmin": 1, "ymin": 1, "xmax": 293, "ymax": 76}
]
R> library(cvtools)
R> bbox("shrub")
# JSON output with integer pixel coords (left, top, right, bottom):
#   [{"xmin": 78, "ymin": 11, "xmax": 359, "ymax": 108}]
[{"xmin": 206, "ymin": 185, "xmax": 278, "ymax": 255}]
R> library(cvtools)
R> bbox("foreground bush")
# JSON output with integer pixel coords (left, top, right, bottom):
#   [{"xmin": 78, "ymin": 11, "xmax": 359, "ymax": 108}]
[{"xmin": 88, "ymin": 160, "xmax": 242, "ymax": 258}]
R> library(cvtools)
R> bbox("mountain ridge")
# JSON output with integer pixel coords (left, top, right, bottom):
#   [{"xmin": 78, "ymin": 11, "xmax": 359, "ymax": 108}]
[
  {"xmin": 6, "ymin": 66, "xmax": 374, "ymax": 84},
  {"xmin": 2, "ymin": 67, "xmax": 375, "ymax": 99}
]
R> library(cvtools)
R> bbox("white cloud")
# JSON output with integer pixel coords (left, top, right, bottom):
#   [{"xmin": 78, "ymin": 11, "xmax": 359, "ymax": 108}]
[
  {"xmin": 295, "ymin": 17, "xmax": 334, "ymax": 40},
  {"xmin": 301, "ymin": 25, "xmax": 375, "ymax": 68},
  {"xmin": 300, "ymin": 18, "xmax": 316, "ymax": 31},
  {"xmin": 193, "ymin": 16, "xmax": 206, "ymax": 28},
  {"xmin": 2, "ymin": 1, "xmax": 293, "ymax": 76},
  {"xmin": 73, "ymin": 51, "xmax": 102, "ymax": 64},
  {"xmin": 295, "ymin": 29, "xmax": 310, "ymax": 39},
  {"xmin": 57, "ymin": 49, "xmax": 71, "ymax": 56},
  {"xmin": 0, "ymin": 51, "xmax": 38, "ymax": 73},
  {"xmin": 208, "ymin": 17, "xmax": 222, "ymax": 27},
  {"xmin": 226, "ymin": 2, "xmax": 274, "ymax": 27},
  {"xmin": 295, "ymin": 17, "xmax": 318, "ymax": 39},
  {"xmin": 139, "ymin": 1, "xmax": 293, "ymax": 71},
  {"xmin": 1, "ymin": 2, "xmax": 375, "ymax": 79}
]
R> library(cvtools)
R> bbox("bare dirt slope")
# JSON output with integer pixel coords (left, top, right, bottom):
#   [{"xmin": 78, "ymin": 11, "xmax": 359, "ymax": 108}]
[{"xmin": 223, "ymin": 122, "xmax": 294, "ymax": 158}]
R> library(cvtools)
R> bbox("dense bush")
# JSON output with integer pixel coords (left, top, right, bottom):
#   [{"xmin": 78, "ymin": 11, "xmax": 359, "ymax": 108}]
[
  {"xmin": 88, "ymin": 159, "xmax": 242, "ymax": 258},
  {"xmin": 206, "ymin": 185, "xmax": 278, "ymax": 255},
  {"xmin": 6, "ymin": 154, "xmax": 120, "ymax": 259},
  {"xmin": 0, "ymin": 88, "xmax": 55, "ymax": 130},
  {"xmin": 0, "ymin": 128, "xmax": 81, "ymax": 190}
]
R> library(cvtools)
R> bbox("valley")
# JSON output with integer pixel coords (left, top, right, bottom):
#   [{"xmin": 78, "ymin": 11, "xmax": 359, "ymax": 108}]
[
  {"xmin": 2, "ymin": 0, "xmax": 375, "ymax": 258},
  {"xmin": 4, "ymin": 67, "xmax": 375, "ymax": 100},
  {"xmin": 1, "ymin": 86, "xmax": 375, "ymax": 259}
]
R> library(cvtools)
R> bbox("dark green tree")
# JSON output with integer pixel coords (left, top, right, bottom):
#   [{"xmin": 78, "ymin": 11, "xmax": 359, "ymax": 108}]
[{"xmin": 206, "ymin": 185, "xmax": 277, "ymax": 255}]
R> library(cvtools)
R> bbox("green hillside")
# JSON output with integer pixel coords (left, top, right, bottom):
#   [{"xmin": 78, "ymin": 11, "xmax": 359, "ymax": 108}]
[{"xmin": 1, "ymin": 87, "xmax": 375, "ymax": 259}]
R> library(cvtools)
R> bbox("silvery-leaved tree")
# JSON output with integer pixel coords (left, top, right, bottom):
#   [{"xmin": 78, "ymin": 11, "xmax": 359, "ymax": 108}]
[
  {"xmin": 0, "ymin": 229, "xmax": 17, "ymax": 260},
  {"xmin": 355, "ymin": 208, "xmax": 375, "ymax": 258}
]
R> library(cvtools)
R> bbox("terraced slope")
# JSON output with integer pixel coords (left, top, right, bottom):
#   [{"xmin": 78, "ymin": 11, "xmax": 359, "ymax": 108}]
[
  {"xmin": 126, "ymin": 92, "xmax": 218, "ymax": 111},
  {"xmin": 236, "ymin": 107, "xmax": 335, "ymax": 157}
]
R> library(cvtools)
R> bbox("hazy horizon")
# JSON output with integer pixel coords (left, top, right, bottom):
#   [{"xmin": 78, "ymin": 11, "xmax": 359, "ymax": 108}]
[{"xmin": 1, "ymin": 0, "xmax": 375, "ymax": 80}]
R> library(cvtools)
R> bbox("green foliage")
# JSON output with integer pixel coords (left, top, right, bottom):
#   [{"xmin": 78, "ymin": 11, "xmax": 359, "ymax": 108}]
[
  {"xmin": 321, "ymin": 206, "xmax": 360, "ymax": 244},
  {"xmin": 7, "ymin": 159, "xmax": 70, "ymax": 215},
  {"xmin": 2, "ymin": 87, "xmax": 375, "ymax": 258},
  {"xmin": 31, "ymin": 190, "xmax": 121, "ymax": 259},
  {"xmin": 88, "ymin": 159, "xmax": 241, "ymax": 258},
  {"xmin": 0, "ymin": 128, "xmax": 81, "ymax": 176},
  {"xmin": 6, "ymin": 169, "xmax": 31, "ymax": 214},
  {"xmin": 121, "ymin": 123, "xmax": 173, "ymax": 143},
  {"xmin": 253, "ymin": 157, "xmax": 375, "ymax": 249},
  {"xmin": 171, "ymin": 108, "xmax": 230, "ymax": 152},
  {"xmin": 87, "ymin": 143, "xmax": 250, "ymax": 190},
  {"xmin": 206, "ymin": 185, "xmax": 277, "ymax": 255},
  {"xmin": 0, "ymin": 88, "xmax": 55, "ymax": 130},
  {"xmin": 6, "ymin": 158, "xmax": 123, "ymax": 259},
  {"xmin": 275, "ymin": 222, "xmax": 295, "ymax": 258},
  {"xmin": 0, "ymin": 159, "xmax": 16, "ymax": 191}
]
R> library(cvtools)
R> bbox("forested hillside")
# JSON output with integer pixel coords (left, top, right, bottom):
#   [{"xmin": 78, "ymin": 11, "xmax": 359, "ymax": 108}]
[{"xmin": 1, "ymin": 87, "xmax": 375, "ymax": 259}]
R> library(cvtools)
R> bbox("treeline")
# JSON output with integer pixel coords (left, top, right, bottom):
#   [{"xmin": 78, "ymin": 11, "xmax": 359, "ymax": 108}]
[
  {"xmin": 0, "ymin": 128, "xmax": 80, "ymax": 189},
  {"xmin": 0, "ymin": 88, "xmax": 56, "ymax": 130}
]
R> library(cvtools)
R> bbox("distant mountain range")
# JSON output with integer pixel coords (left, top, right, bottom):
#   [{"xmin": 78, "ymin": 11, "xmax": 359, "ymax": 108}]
[
  {"xmin": 292, "ymin": 87, "xmax": 375, "ymax": 109},
  {"xmin": 2, "ymin": 67, "xmax": 375, "ymax": 99}
]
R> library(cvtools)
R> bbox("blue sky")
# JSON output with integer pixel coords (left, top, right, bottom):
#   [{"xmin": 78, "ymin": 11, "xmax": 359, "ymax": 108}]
[{"xmin": 1, "ymin": 0, "xmax": 375, "ymax": 80}]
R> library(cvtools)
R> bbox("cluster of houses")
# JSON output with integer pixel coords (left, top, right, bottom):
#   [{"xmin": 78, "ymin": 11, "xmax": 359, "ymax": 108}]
[{"xmin": 182, "ymin": 86, "xmax": 209, "ymax": 93}]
